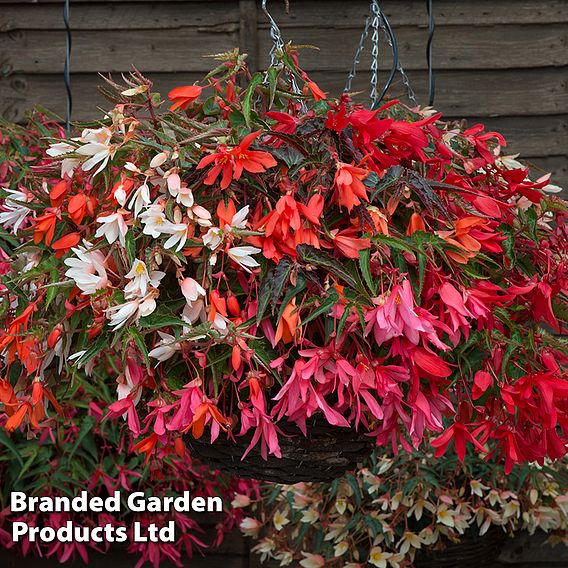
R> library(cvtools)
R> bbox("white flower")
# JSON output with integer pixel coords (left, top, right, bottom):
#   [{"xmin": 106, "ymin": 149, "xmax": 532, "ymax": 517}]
[
  {"xmin": 163, "ymin": 222, "xmax": 190, "ymax": 252},
  {"xmin": 167, "ymin": 173, "xmax": 195, "ymax": 208},
  {"xmin": 182, "ymin": 298, "xmax": 206, "ymax": 326},
  {"xmin": 188, "ymin": 204, "xmax": 212, "ymax": 227},
  {"xmin": 148, "ymin": 331, "xmax": 180, "ymax": 362},
  {"xmin": 436, "ymin": 505, "xmax": 455, "ymax": 527},
  {"xmin": 368, "ymin": 547, "xmax": 393, "ymax": 568},
  {"xmin": 75, "ymin": 126, "xmax": 115, "ymax": 176},
  {"xmin": 299, "ymin": 552, "xmax": 325, "ymax": 568},
  {"xmin": 470, "ymin": 479, "xmax": 489, "ymax": 497},
  {"xmin": 239, "ymin": 517, "xmax": 262, "ymax": 537},
  {"xmin": 64, "ymin": 242, "xmax": 108, "ymax": 295},
  {"xmin": 398, "ymin": 531, "xmax": 423, "ymax": 555},
  {"xmin": 230, "ymin": 494, "xmax": 251, "ymax": 509},
  {"xmin": 180, "ymin": 277, "xmax": 206, "ymax": 304},
  {"xmin": 150, "ymin": 152, "xmax": 169, "ymax": 169},
  {"xmin": 46, "ymin": 141, "xmax": 80, "ymax": 177},
  {"xmin": 95, "ymin": 211, "xmax": 128, "ymax": 247},
  {"xmin": 128, "ymin": 183, "xmax": 151, "ymax": 218},
  {"xmin": 139, "ymin": 203, "xmax": 172, "ymax": 237},
  {"xmin": 105, "ymin": 295, "xmax": 157, "ymax": 330},
  {"xmin": 124, "ymin": 259, "xmax": 165, "ymax": 299},
  {"xmin": 227, "ymin": 246, "xmax": 261, "ymax": 272},
  {"xmin": 0, "ymin": 188, "xmax": 32, "ymax": 233},
  {"xmin": 228, "ymin": 205, "xmax": 249, "ymax": 229},
  {"xmin": 301, "ymin": 508, "xmax": 319, "ymax": 524},
  {"xmin": 333, "ymin": 541, "xmax": 348, "ymax": 557},
  {"xmin": 116, "ymin": 364, "xmax": 142, "ymax": 407},
  {"xmin": 203, "ymin": 227, "xmax": 223, "ymax": 250}
]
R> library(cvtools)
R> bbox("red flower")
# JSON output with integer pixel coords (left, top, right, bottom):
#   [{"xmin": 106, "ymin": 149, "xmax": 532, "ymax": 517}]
[
  {"xmin": 333, "ymin": 162, "xmax": 369, "ymax": 212},
  {"xmin": 431, "ymin": 422, "xmax": 486, "ymax": 462},
  {"xmin": 168, "ymin": 85, "xmax": 203, "ymax": 111},
  {"xmin": 196, "ymin": 131, "xmax": 277, "ymax": 190}
]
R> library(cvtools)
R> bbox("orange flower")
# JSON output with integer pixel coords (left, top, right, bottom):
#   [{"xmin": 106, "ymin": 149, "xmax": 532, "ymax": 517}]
[
  {"xmin": 216, "ymin": 198, "xmax": 237, "ymax": 227},
  {"xmin": 50, "ymin": 180, "xmax": 68, "ymax": 207},
  {"xmin": 406, "ymin": 212, "xmax": 426, "ymax": 235},
  {"xmin": 331, "ymin": 229, "xmax": 371, "ymax": 259},
  {"xmin": 133, "ymin": 432, "xmax": 159, "ymax": 462},
  {"xmin": 0, "ymin": 379, "xmax": 18, "ymax": 417},
  {"xmin": 68, "ymin": 194, "xmax": 89, "ymax": 224},
  {"xmin": 33, "ymin": 211, "xmax": 58, "ymax": 245},
  {"xmin": 274, "ymin": 298, "xmax": 300, "ymax": 345},
  {"xmin": 52, "ymin": 232, "xmax": 81, "ymax": 257},
  {"xmin": 168, "ymin": 85, "xmax": 203, "ymax": 111},
  {"xmin": 306, "ymin": 80, "xmax": 326, "ymax": 101},
  {"xmin": 188, "ymin": 402, "xmax": 228, "ymax": 439},
  {"xmin": 333, "ymin": 162, "xmax": 369, "ymax": 212}
]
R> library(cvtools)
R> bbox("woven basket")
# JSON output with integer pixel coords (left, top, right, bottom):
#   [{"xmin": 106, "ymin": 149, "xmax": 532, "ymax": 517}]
[
  {"xmin": 185, "ymin": 417, "xmax": 375, "ymax": 483},
  {"xmin": 414, "ymin": 526, "xmax": 507, "ymax": 568}
]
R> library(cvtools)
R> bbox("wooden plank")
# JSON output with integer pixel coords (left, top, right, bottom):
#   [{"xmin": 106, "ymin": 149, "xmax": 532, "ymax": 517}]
[
  {"xmin": 239, "ymin": 0, "xmax": 258, "ymax": 72},
  {"xmin": 258, "ymin": 25, "xmax": 568, "ymax": 71},
  {"xmin": 0, "ymin": 2, "xmax": 240, "ymax": 32},
  {"xmin": 263, "ymin": 0, "xmax": 568, "ymax": 27},
  {"xmin": 2, "ymin": 25, "xmax": 566, "ymax": 74},
  {"xmin": 462, "ymin": 115, "xmax": 568, "ymax": 158},
  {"xmin": 526, "ymin": 156, "xmax": 568, "ymax": 192},
  {"xmin": 312, "ymin": 68, "xmax": 568, "ymax": 117},
  {"xmin": 0, "ymin": 73, "xmax": 202, "ymax": 123},
  {"xmin": 0, "ymin": 1, "xmax": 566, "ymax": 26},
  {"xmin": 0, "ymin": 29, "xmax": 239, "ymax": 74},
  {"xmin": 1, "ymin": 68, "xmax": 566, "ymax": 123}
]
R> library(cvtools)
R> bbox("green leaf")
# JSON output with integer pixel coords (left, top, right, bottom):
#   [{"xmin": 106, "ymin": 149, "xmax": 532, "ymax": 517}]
[
  {"xmin": 256, "ymin": 268, "xmax": 274, "ymax": 325},
  {"xmin": 129, "ymin": 327, "xmax": 151, "ymax": 369},
  {"xmin": 297, "ymin": 244, "xmax": 358, "ymax": 289},
  {"xmin": 301, "ymin": 289, "xmax": 339, "ymax": 326},
  {"xmin": 271, "ymin": 259, "xmax": 292, "ymax": 312},
  {"xmin": 267, "ymin": 67, "xmax": 279, "ymax": 108},
  {"xmin": 0, "ymin": 430, "xmax": 24, "ymax": 468},
  {"xmin": 242, "ymin": 72, "xmax": 263, "ymax": 127},
  {"xmin": 358, "ymin": 248, "xmax": 376, "ymax": 294},
  {"xmin": 68, "ymin": 416, "xmax": 97, "ymax": 460}
]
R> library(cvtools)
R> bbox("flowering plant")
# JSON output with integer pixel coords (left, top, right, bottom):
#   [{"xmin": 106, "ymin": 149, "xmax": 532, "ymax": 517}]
[
  {"xmin": 240, "ymin": 449, "xmax": 568, "ymax": 567},
  {"xmin": 0, "ymin": 112, "xmax": 257, "ymax": 567},
  {"xmin": 0, "ymin": 49, "xmax": 567, "ymax": 472}
]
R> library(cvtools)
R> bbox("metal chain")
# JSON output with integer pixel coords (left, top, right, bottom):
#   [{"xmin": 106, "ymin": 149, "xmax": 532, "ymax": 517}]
[
  {"xmin": 63, "ymin": 0, "xmax": 72, "ymax": 135},
  {"xmin": 369, "ymin": 0, "xmax": 380, "ymax": 108},
  {"xmin": 261, "ymin": 0, "xmax": 301, "ymax": 95}
]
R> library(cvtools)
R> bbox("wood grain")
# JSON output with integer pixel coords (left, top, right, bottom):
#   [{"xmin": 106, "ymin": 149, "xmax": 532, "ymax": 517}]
[
  {"xmin": 1, "ymin": 25, "xmax": 566, "ymax": 73},
  {"xmin": 1, "ymin": 1, "xmax": 567, "ymax": 27}
]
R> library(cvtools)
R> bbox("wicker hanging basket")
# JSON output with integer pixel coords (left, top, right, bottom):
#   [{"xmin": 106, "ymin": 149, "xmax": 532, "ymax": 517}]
[
  {"xmin": 414, "ymin": 526, "xmax": 507, "ymax": 568},
  {"xmin": 185, "ymin": 417, "xmax": 375, "ymax": 483}
]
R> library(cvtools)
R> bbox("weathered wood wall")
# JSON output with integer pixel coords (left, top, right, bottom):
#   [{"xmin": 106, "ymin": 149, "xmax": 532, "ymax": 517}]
[
  {"xmin": 0, "ymin": 1, "xmax": 566, "ymax": 565},
  {"xmin": 0, "ymin": 0, "xmax": 566, "ymax": 188}
]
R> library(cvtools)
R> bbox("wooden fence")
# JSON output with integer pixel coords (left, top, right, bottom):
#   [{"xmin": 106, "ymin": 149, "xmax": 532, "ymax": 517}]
[{"xmin": 0, "ymin": 0, "xmax": 566, "ymax": 188}]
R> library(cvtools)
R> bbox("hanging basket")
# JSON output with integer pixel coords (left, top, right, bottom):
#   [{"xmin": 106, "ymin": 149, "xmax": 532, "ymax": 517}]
[
  {"xmin": 185, "ymin": 417, "xmax": 375, "ymax": 483},
  {"xmin": 414, "ymin": 526, "xmax": 507, "ymax": 568}
]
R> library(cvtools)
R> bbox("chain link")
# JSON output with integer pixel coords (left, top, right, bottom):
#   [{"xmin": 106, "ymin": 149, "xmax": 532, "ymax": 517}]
[
  {"xmin": 344, "ymin": 12, "xmax": 371, "ymax": 93},
  {"xmin": 369, "ymin": 0, "xmax": 380, "ymax": 108},
  {"xmin": 261, "ymin": 0, "xmax": 301, "ymax": 96}
]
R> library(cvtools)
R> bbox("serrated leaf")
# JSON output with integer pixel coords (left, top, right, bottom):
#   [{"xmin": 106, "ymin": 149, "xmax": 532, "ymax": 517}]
[
  {"xmin": 297, "ymin": 244, "xmax": 358, "ymax": 289},
  {"xmin": 271, "ymin": 260, "xmax": 292, "ymax": 312},
  {"xmin": 129, "ymin": 327, "xmax": 150, "ymax": 369},
  {"xmin": 358, "ymin": 248, "xmax": 376, "ymax": 293},
  {"xmin": 301, "ymin": 289, "xmax": 339, "ymax": 326},
  {"xmin": 256, "ymin": 268, "xmax": 274, "ymax": 325}
]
